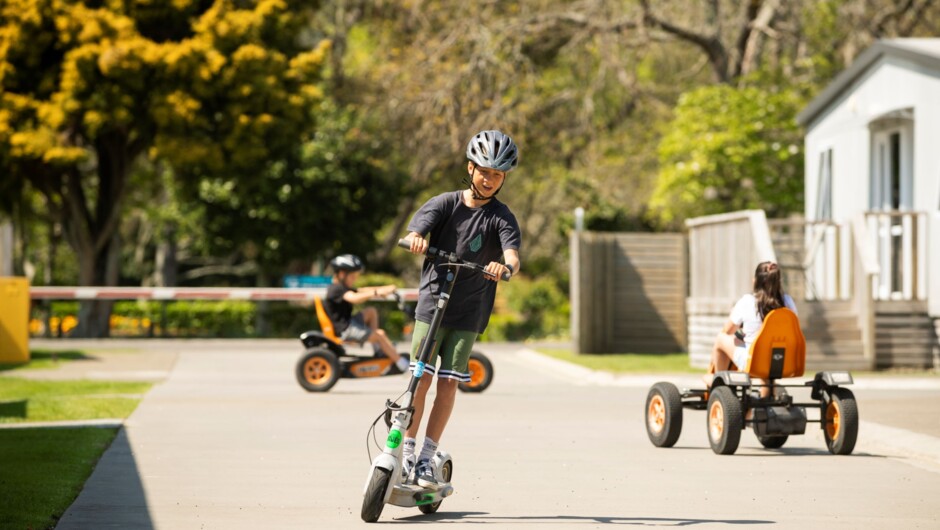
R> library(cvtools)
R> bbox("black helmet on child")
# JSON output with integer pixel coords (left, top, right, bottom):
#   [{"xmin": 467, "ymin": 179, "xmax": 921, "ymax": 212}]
[
  {"xmin": 466, "ymin": 130, "xmax": 519, "ymax": 172},
  {"xmin": 330, "ymin": 254, "xmax": 363, "ymax": 272}
]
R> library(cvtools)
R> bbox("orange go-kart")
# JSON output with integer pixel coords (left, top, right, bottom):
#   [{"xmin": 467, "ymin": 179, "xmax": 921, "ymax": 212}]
[
  {"xmin": 645, "ymin": 308, "xmax": 859, "ymax": 455},
  {"xmin": 295, "ymin": 294, "xmax": 494, "ymax": 393}
]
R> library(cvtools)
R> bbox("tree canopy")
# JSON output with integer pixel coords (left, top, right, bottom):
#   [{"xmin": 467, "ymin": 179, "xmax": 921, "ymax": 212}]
[
  {"xmin": 0, "ymin": 0, "xmax": 330, "ymax": 334},
  {"xmin": 2, "ymin": 0, "xmax": 939, "ymax": 337}
]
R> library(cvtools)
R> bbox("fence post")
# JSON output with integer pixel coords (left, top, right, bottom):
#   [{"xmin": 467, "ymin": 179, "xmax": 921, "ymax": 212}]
[{"xmin": 0, "ymin": 219, "xmax": 13, "ymax": 276}]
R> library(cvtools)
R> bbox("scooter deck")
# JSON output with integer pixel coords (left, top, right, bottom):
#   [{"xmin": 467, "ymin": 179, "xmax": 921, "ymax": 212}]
[{"xmin": 389, "ymin": 482, "xmax": 455, "ymax": 507}]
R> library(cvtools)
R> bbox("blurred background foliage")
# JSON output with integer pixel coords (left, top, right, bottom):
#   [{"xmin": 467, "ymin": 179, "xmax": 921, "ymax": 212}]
[{"xmin": 3, "ymin": 0, "xmax": 939, "ymax": 338}]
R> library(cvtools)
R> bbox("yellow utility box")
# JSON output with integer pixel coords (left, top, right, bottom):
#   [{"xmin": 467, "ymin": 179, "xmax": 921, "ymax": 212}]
[{"xmin": 0, "ymin": 277, "xmax": 29, "ymax": 364}]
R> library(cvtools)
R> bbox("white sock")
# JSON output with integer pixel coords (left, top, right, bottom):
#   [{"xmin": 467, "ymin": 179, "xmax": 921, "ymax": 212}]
[
  {"xmin": 402, "ymin": 437, "xmax": 416, "ymax": 461},
  {"xmin": 418, "ymin": 437, "xmax": 438, "ymax": 463},
  {"xmin": 396, "ymin": 357, "xmax": 409, "ymax": 372}
]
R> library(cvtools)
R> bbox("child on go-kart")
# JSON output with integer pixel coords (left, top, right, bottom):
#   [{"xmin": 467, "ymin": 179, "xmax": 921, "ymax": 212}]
[
  {"xmin": 324, "ymin": 254, "xmax": 410, "ymax": 373},
  {"xmin": 703, "ymin": 261, "xmax": 798, "ymax": 393}
]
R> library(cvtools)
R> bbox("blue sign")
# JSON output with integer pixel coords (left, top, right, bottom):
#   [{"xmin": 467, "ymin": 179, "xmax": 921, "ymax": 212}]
[{"xmin": 282, "ymin": 275, "xmax": 332, "ymax": 288}]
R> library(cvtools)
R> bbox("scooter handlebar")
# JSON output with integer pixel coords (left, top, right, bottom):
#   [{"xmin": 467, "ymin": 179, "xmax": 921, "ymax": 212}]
[{"xmin": 398, "ymin": 238, "xmax": 511, "ymax": 281}]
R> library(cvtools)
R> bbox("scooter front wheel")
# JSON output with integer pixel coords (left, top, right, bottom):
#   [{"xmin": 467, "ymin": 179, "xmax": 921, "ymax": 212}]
[{"xmin": 361, "ymin": 467, "xmax": 391, "ymax": 522}]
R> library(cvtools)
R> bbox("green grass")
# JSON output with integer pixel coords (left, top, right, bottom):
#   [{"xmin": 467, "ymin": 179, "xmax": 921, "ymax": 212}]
[
  {"xmin": 0, "ymin": 377, "xmax": 151, "ymax": 528},
  {"xmin": 536, "ymin": 348, "xmax": 698, "ymax": 373},
  {"xmin": 0, "ymin": 350, "xmax": 92, "ymax": 372},
  {"xmin": 0, "ymin": 427, "xmax": 120, "ymax": 530},
  {"xmin": 0, "ymin": 379, "xmax": 152, "ymax": 424}
]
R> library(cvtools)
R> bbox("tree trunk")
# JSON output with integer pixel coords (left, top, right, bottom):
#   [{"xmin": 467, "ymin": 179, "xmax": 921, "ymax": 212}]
[
  {"xmin": 75, "ymin": 230, "xmax": 122, "ymax": 338},
  {"xmin": 70, "ymin": 133, "xmax": 132, "ymax": 338},
  {"xmin": 155, "ymin": 223, "xmax": 178, "ymax": 288}
]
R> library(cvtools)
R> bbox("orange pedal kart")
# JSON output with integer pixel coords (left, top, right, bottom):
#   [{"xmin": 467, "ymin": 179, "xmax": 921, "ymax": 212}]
[
  {"xmin": 645, "ymin": 308, "xmax": 859, "ymax": 455},
  {"xmin": 295, "ymin": 294, "xmax": 494, "ymax": 393}
]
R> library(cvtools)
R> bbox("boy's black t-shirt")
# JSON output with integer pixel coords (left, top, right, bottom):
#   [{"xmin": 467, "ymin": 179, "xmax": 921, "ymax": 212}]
[
  {"xmin": 407, "ymin": 190, "xmax": 521, "ymax": 334},
  {"xmin": 324, "ymin": 282, "xmax": 355, "ymax": 333}
]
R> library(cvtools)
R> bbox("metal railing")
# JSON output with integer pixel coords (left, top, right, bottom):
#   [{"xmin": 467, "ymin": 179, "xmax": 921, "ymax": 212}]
[{"xmin": 767, "ymin": 217, "xmax": 844, "ymax": 301}]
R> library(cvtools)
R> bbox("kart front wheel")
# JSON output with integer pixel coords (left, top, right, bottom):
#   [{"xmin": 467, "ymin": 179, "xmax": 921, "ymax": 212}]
[
  {"xmin": 756, "ymin": 433, "xmax": 788, "ymax": 449},
  {"xmin": 459, "ymin": 351, "xmax": 493, "ymax": 393},
  {"xmin": 645, "ymin": 382, "xmax": 683, "ymax": 447},
  {"xmin": 361, "ymin": 467, "xmax": 391, "ymax": 522},
  {"xmin": 296, "ymin": 348, "xmax": 340, "ymax": 392}
]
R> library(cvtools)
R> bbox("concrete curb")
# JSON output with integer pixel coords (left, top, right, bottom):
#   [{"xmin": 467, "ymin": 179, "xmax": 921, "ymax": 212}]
[{"xmin": 0, "ymin": 418, "xmax": 124, "ymax": 429}]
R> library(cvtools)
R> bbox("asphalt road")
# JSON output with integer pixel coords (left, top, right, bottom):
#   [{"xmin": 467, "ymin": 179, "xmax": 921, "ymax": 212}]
[{"xmin": 49, "ymin": 340, "xmax": 940, "ymax": 529}]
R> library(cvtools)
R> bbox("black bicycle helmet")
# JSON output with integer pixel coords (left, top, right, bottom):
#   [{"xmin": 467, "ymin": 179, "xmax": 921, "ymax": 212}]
[
  {"xmin": 466, "ymin": 130, "xmax": 519, "ymax": 172},
  {"xmin": 330, "ymin": 254, "xmax": 363, "ymax": 272}
]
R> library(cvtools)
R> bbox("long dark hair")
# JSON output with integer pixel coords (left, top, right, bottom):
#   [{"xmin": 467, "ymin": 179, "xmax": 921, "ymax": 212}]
[{"xmin": 754, "ymin": 261, "xmax": 785, "ymax": 320}]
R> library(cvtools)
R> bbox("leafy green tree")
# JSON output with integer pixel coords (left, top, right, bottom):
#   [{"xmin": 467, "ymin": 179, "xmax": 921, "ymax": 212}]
[
  {"xmin": 194, "ymin": 100, "xmax": 408, "ymax": 278},
  {"xmin": 0, "ymin": 0, "xmax": 328, "ymax": 336},
  {"xmin": 648, "ymin": 83, "xmax": 805, "ymax": 228}
]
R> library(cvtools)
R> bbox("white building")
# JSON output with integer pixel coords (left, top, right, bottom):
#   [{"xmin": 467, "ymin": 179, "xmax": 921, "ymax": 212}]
[{"xmin": 797, "ymin": 38, "xmax": 940, "ymax": 367}]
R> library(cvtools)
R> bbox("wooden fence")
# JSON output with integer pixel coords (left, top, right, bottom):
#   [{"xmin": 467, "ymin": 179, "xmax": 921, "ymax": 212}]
[
  {"xmin": 571, "ymin": 231, "xmax": 687, "ymax": 354},
  {"xmin": 685, "ymin": 210, "xmax": 777, "ymax": 367}
]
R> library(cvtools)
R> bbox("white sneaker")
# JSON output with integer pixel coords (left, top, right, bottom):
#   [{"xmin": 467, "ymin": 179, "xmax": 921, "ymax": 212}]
[{"xmin": 416, "ymin": 460, "xmax": 439, "ymax": 489}]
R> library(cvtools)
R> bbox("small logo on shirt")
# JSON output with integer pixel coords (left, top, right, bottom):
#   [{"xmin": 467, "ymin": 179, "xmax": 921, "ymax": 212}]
[{"xmin": 469, "ymin": 233, "xmax": 482, "ymax": 252}]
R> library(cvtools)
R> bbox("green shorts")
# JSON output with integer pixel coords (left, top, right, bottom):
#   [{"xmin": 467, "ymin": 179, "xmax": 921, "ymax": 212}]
[{"xmin": 409, "ymin": 320, "xmax": 478, "ymax": 383}]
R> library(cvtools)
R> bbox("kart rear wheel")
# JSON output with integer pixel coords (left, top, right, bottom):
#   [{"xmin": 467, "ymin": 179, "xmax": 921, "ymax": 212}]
[
  {"xmin": 418, "ymin": 459, "xmax": 453, "ymax": 514},
  {"xmin": 645, "ymin": 382, "xmax": 683, "ymax": 447},
  {"xmin": 459, "ymin": 351, "xmax": 493, "ymax": 393},
  {"xmin": 361, "ymin": 467, "xmax": 391, "ymax": 522},
  {"xmin": 296, "ymin": 348, "xmax": 340, "ymax": 392},
  {"xmin": 824, "ymin": 387, "xmax": 858, "ymax": 455},
  {"xmin": 756, "ymin": 433, "xmax": 789, "ymax": 449},
  {"xmin": 707, "ymin": 386, "xmax": 743, "ymax": 455}
]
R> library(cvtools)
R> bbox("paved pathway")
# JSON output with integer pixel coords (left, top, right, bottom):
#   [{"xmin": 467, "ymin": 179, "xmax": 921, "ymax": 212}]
[{"xmin": 35, "ymin": 340, "xmax": 940, "ymax": 529}]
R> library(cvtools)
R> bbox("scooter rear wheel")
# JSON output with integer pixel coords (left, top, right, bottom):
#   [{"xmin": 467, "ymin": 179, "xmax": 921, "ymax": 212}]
[
  {"xmin": 418, "ymin": 460, "xmax": 452, "ymax": 514},
  {"xmin": 459, "ymin": 351, "xmax": 493, "ymax": 393},
  {"xmin": 361, "ymin": 467, "xmax": 391, "ymax": 522}
]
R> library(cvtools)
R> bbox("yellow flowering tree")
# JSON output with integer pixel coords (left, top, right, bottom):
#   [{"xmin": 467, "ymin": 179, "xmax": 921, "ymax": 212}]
[{"xmin": 0, "ymin": 0, "xmax": 328, "ymax": 336}]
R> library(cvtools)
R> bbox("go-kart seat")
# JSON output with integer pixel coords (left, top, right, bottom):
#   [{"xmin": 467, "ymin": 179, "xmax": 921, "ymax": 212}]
[
  {"xmin": 744, "ymin": 307, "xmax": 806, "ymax": 380},
  {"xmin": 313, "ymin": 297, "xmax": 343, "ymax": 345}
]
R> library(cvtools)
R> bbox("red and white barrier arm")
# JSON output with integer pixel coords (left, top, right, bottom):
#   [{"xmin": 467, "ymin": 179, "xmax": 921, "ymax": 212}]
[{"xmin": 29, "ymin": 287, "xmax": 420, "ymax": 302}]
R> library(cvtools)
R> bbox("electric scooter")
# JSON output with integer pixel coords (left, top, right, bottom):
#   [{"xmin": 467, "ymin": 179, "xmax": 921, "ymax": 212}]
[{"xmin": 360, "ymin": 238, "xmax": 510, "ymax": 523}]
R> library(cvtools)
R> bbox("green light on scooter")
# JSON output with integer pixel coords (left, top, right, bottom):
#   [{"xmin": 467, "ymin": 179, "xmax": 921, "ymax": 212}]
[
  {"xmin": 415, "ymin": 493, "xmax": 435, "ymax": 506},
  {"xmin": 386, "ymin": 429, "xmax": 402, "ymax": 449}
]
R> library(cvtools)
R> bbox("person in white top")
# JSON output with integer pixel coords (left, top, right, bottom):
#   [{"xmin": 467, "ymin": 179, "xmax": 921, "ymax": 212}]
[{"xmin": 703, "ymin": 261, "xmax": 798, "ymax": 389}]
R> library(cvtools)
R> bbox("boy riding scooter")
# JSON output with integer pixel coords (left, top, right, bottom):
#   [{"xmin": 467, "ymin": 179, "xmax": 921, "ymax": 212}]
[
  {"xmin": 402, "ymin": 130, "xmax": 522, "ymax": 485},
  {"xmin": 360, "ymin": 130, "xmax": 522, "ymax": 522}
]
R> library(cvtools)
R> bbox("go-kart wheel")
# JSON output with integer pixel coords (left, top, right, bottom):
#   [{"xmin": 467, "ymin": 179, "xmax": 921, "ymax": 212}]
[
  {"xmin": 756, "ymin": 433, "xmax": 789, "ymax": 449},
  {"xmin": 824, "ymin": 387, "xmax": 858, "ymax": 455},
  {"xmin": 361, "ymin": 466, "xmax": 391, "ymax": 522},
  {"xmin": 296, "ymin": 348, "xmax": 340, "ymax": 392},
  {"xmin": 707, "ymin": 386, "xmax": 743, "ymax": 455},
  {"xmin": 645, "ymin": 382, "xmax": 683, "ymax": 447},
  {"xmin": 418, "ymin": 459, "xmax": 452, "ymax": 514},
  {"xmin": 458, "ymin": 351, "xmax": 493, "ymax": 393}
]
